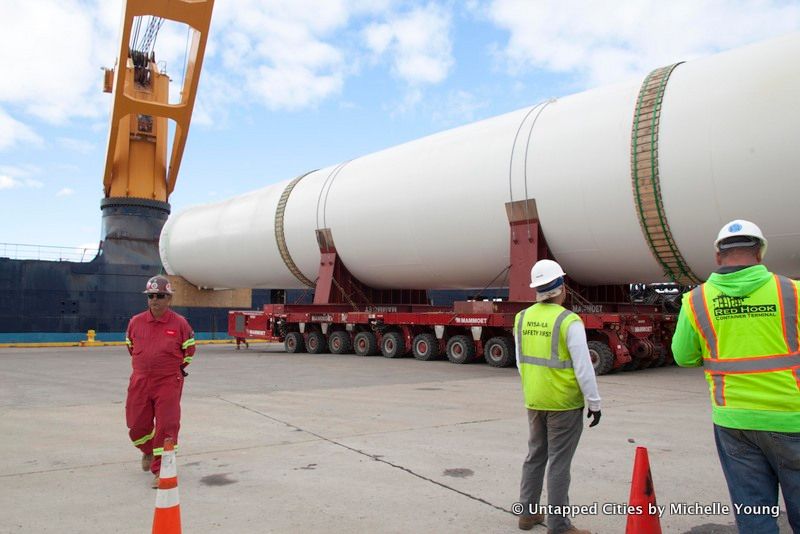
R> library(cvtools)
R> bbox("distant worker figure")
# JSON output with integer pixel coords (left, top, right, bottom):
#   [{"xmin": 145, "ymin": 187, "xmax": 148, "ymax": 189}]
[
  {"xmin": 514, "ymin": 259, "xmax": 602, "ymax": 533},
  {"xmin": 672, "ymin": 220, "xmax": 799, "ymax": 533},
  {"xmin": 125, "ymin": 275, "xmax": 195, "ymax": 488}
]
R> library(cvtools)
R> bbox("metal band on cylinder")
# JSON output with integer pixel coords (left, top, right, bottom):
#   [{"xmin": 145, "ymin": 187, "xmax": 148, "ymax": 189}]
[
  {"xmin": 631, "ymin": 62, "xmax": 701, "ymax": 285},
  {"xmin": 275, "ymin": 172, "xmax": 316, "ymax": 287}
]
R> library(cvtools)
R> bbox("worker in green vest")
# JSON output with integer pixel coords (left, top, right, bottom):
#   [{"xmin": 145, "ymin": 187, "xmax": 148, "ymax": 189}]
[
  {"xmin": 672, "ymin": 219, "xmax": 800, "ymax": 533},
  {"xmin": 513, "ymin": 259, "xmax": 601, "ymax": 533}
]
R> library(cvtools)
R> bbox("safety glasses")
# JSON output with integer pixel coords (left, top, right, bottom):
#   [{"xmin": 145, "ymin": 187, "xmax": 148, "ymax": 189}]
[{"xmin": 147, "ymin": 294, "xmax": 168, "ymax": 300}]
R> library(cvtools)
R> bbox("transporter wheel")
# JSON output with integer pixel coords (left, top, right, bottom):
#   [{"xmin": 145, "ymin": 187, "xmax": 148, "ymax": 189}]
[
  {"xmin": 640, "ymin": 340, "xmax": 659, "ymax": 369},
  {"xmin": 412, "ymin": 333, "xmax": 440, "ymax": 361},
  {"xmin": 446, "ymin": 335, "xmax": 476, "ymax": 364},
  {"xmin": 284, "ymin": 332, "xmax": 305, "ymax": 353},
  {"xmin": 354, "ymin": 332, "xmax": 378, "ymax": 356},
  {"xmin": 588, "ymin": 341, "xmax": 614, "ymax": 375},
  {"xmin": 484, "ymin": 336, "xmax": 515, "ymax": 367},
  {"xmin": 306, "ymin": 331, "xmax": 326, "ymax": 354},
  {"xmin": 328, "ymin": 331, "xmax": 352, "ymax": 354},
  {"xmin": 654, "ymin": 346, "xmax": 667, "ymax": 367},
  {"xmin": 381, "ymin": 332, "xmax": 407, "ymax": 358},
  {"xmin": 621, "ymin": 360, "xmax": 639, "ymax": 372}
]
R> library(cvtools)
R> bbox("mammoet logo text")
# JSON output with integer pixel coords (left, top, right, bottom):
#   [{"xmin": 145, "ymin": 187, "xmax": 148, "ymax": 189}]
[{"xmin": 713, "ymin": 294, "xmax": 776, "ymax": 318}]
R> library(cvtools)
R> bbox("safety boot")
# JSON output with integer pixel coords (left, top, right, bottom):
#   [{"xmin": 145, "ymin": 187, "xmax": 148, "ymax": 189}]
[
  {"xmin": 547, "ymin": 526, "xmax": 591, "ymax": 534},
  {"xmin": 518, "ymin": 513, "xmax": 544, "ymax": 530},
  {"xmin": 151, "ymin": 475, "xmax": 160, "ymax": 489},
  {"xmin": 141, "ymin": 453, "xmax": 153, "ymax": 471}
]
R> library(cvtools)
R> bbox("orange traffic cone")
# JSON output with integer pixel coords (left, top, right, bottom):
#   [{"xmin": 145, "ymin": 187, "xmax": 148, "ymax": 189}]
[
  {"xmin": 152, "ymin": 438, "xmax": 181, "ymax": 534},
  {"xmin": 625, "ymin": 446, "xmax": 662, "ymax": 534}
]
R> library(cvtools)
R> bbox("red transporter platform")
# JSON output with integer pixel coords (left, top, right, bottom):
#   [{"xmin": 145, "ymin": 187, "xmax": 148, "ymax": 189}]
[{"xmin": 229, "ymin": 202, "xmax": 678, "ymax": 374}]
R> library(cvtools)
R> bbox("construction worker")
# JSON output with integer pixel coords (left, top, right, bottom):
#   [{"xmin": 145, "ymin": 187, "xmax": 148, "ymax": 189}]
[
  {"xmin": 672, "ymin": 220, "xmax": 799, "ymax": 533},
  {"xmin": 125, "ymin": 275, "xmax": 196, "ymax": 488},
  {"xmin": 514, "ymin": 259, "xmax": 602, "ymax": 533}
]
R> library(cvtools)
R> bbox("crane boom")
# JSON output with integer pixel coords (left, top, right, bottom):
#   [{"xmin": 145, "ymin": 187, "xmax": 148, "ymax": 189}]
[{"xmin": 102, "ymin": 0, "xmax": 214, "ymax": 203}]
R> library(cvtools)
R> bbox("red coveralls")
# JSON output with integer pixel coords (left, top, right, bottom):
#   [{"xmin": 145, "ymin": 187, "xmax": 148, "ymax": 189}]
[{"xmin": 125, "ymin": 309, "xmax": 195, "ymax": 474}]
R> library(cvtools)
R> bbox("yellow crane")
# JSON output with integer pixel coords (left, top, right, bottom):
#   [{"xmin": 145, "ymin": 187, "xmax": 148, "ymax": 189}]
[
  {"xmin": 97, "ymin": 0, "xmax": 246, "ymax": 306},
  {"xmin": 102, "ymin": 0, "xmax": 214, "ymax": 204}
]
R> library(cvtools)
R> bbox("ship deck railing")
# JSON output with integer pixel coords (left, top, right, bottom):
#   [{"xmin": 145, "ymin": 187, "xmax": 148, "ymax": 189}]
[{"xmin": 0, "ymin": 243, "xmax": 100, "ymax": 263}]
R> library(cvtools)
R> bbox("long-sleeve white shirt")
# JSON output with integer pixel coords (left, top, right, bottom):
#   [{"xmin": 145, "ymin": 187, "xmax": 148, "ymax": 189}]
[{"xmin": 515, "ymin": 320, "xmax": 602, "ymax": 412}]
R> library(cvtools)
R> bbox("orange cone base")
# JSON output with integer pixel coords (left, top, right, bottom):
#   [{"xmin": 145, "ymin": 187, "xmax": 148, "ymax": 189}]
[
  {"xmin": 152, "ymin": 505, "xmax": 181, "ymax": 534},
  {"xmin": 626, "ymin": 513, "xmax": 662, "ymax": 534}
]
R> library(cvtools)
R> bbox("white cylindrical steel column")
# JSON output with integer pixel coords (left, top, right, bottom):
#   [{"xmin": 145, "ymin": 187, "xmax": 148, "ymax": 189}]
[{"xmin": 160, "ymin": 33, "xmax": 800, "ymax": 289}]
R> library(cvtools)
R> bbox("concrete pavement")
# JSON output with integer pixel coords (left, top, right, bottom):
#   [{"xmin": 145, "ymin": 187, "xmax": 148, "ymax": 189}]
[{"xmin": 0, "ymin": 344, "xmax": 792, "ymax": 533}]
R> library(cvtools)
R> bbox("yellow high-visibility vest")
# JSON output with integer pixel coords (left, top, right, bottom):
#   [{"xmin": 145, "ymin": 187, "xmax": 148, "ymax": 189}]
[
  {"xmin": 683, "ymin": 275, "xmax": 800, "ymax": 431},
  {"xmin": 514, "ymin": 303, "xmax": 584, "ymax": 411}
]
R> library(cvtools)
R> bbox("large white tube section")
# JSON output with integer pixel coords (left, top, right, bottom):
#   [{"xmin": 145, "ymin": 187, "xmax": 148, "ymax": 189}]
[
  {"xmin": 161, "ymin": 33, "xmax": 800, "ymax": 289},
  {"xmin": 660, "ymin": 32, "xmax": 800, "ymax": 279}
]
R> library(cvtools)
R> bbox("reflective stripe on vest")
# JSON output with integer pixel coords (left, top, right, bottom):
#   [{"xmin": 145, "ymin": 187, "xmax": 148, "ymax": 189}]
[
  {"xmin": 704, "ymin": 353, "xmax": 800, "ymax": 373},
  {"xmin": 689, "ymin": 275, "xmax": 800, "ymax": 406},
  {"xmin": 777, "ymin": 275, "xmax": 799, "ymax": 352},
  {"xmin": 689, "ymin": 287, "xmax": 718, "ymax": 358},
  {"xmin": 516, "ymin": 308, "xmax": 574, "ymax": 369}
]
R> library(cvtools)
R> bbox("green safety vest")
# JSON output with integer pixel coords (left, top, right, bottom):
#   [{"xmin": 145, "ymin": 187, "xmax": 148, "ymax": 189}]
[
  {"xmin": 514, "ymin": 303, "xmax": 584, "ymax": 411},
  {"xmin": 684, "ymin": 275, "xmax": 800, "ymax": 431}
]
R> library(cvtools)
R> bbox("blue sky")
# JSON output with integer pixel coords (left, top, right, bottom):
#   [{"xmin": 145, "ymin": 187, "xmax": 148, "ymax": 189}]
[{"xmin": 1, "ymin": 0, "xmax": 798, "ymax": 257}]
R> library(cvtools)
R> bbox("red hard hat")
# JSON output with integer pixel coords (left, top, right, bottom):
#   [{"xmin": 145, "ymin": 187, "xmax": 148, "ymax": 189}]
[{"xmin": 143, "ymin": 275, "xmax": 173, "ymax": 294}]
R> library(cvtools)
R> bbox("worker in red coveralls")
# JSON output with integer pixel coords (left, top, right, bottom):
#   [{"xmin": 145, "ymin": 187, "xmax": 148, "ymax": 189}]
[{"xmin": 125, "ymin": 275, "xmax": 196, "ymax": 488}]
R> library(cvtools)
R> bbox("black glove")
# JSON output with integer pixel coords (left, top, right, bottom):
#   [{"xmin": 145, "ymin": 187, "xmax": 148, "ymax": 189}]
[
  {"xmin": 181, "ymin": 367, "xmax": 188, "ymax": 377},
  {"xmin": 587, "ymin": 409, "xmax": 601, "ymax": 427}
]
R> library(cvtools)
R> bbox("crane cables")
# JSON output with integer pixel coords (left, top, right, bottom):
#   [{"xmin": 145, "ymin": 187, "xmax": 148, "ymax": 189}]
[
  {"xmin": 130, "ymin": 15, "xmax": 164, "ymax": 58},
  {"xmin": 129, "ymin": 16, "xmax": 164, "ymax": 85}
]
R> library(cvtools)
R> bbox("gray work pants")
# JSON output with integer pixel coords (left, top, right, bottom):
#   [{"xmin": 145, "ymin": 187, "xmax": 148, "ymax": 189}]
[{"xmin": 520, "ymin": 407, "xmax": 584, "ymax": 533}]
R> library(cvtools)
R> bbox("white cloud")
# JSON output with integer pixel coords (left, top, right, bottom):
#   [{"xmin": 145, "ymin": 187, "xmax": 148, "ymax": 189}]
[
  {"xmin": 485, "ymin": 0, "xmax": 800, "ymax": 86},
  {"xmin": 0, "ymin": 107, "xmax": 42, "ymax": 150},
  {"xmin": 0, "ymin": 175, "xmax": 17, "ymax": 190},
  {"xmin": 0, "ymin": 162, "xmax": 43, "ymax": 190},
  {"xmin": 0, "ymin": 164, "xmax": 40, "ymax": 178},
  {"xmin": 0, "ymin": 0, "xmax": 452, "ymax": 132},
  {"xmin": 389, "ymin": 87, "xmax": 424, "ymax": 117},
  {"xmin": 57, "ymin": 188, "xmax": 75, "ymax": 197},
  {"xmin": 0, "ymin": 174, "xmax": 42, "ymax": 190},
  {"xmin": 0, "ymin": 0, "xmax": 201, "ymax": 129},
  {"xmin": 364, "ymin": 3, "xmax": 454, "ymax": 86},
  {"xmin": 364, "ymin": 23, "xmax": 393, "ymax": 55},
  {"xmin": 203, "ymin": 0, "xmax": 397, "ymax": 113},
  {"xmin": 247, "ymin": 65, "xmax": 343, "ymax": 110},
  {"xmin": 0, "ymin": 0, "xmax": 121, "ymax": 124}
]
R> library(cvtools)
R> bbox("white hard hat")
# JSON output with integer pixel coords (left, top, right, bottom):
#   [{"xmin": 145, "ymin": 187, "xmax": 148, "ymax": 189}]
[
  {"xmin": 529, "ymin": 259, "xmax": 566, "ymax": 289},
  {"xmin": 714, "ymin": 219, "xmax": 768, "ymax": 258}
]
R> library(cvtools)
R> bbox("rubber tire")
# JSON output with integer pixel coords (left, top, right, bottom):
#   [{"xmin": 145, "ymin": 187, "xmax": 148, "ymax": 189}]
[
  {"xmin": 621, "ymin": 361, "xmax": 639, "ymax": 372},
  {"xmin": 588, "ymin": 340, "xmax": 615, "ymax": 375},
  {"xmin": 353, "ymin": 332, "xmax": 378, "ymax": 357},
  {"xmin": 446, "ymin": 335, "xmax": 476, "ymax": 364},
  {"xmin": 328, "ymin": 331, "xmax": 352, "ymax": 355},
  {"xmin": 484, "ymin": 336, "xmax": 515, "ymax": 367},
  {"xmin": 639, "ymin": 356, "xmax": 657, "ymax": 370},
  {"xmin": 654, "ymin": 346, "xmax": 667, "ymax": 367},
  {"xmin": 306, "ymin": 331, "xmax": 326, "ymax": 354},
  {"xmin": 284, "ymin": 332, "xmax": 305, "ymax": 354},
  {"xmin": 412, "ymin": 333, "xmax": 440, "ymax": 361},
  {"xmin": 381, "ymin": 331, "xmax": 406, "ymax": 358}
]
